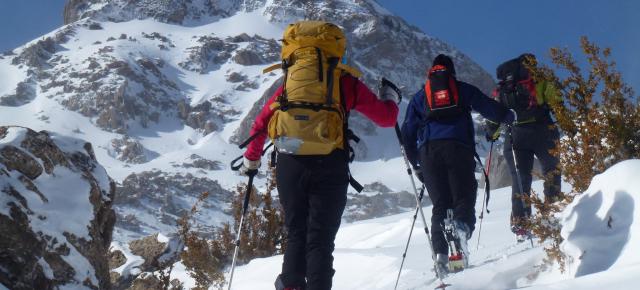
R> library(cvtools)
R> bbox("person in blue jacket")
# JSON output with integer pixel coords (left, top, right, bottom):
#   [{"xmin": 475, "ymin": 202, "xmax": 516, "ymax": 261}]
[{"xmin": 401, "ymin": 54, "xmax": 515, "ymax": 273}]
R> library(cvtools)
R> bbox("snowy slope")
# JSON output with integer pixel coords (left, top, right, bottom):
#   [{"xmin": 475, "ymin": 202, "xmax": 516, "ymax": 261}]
[
  {"xmin": 226, "ymin": 181, "xmax": 546, "ymax": 290},
  {"xmin": 223, "ymin": 160, "xmax": 640, "ymax": 290}
]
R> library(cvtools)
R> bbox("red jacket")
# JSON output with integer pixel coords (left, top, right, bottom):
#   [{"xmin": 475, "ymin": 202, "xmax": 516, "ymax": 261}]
[{"xmin": 244, "ymin": 75, "xmax": 399, "ymax": 161}]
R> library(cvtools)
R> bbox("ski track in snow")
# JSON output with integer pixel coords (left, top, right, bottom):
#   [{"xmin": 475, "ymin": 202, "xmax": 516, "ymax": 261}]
[
  {"xmin": 230, "ymin": 183, "xmax": 551, "ymax": 290},
  {"xmin": 229, "ymin": 164, "xmax": 640, "ymax": 290}
]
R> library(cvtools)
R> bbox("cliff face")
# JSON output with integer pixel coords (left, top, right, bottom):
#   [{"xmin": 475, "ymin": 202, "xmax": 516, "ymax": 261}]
[{"xmin": 0, "ymin": 126, "xmax": 116, "ymax": 290}]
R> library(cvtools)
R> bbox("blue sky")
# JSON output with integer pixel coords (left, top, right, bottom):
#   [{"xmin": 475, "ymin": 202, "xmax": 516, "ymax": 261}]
[
  {"xmin": 1, "ymin": 0, "xmax": 638, "ymax": 90},
  {"xmin": 378, "ymin": 0, "xmax": 640, "ymax": 92},
  {"xmin": 0, "ymin": 0, "xmax": 66, "ymax": 53}
]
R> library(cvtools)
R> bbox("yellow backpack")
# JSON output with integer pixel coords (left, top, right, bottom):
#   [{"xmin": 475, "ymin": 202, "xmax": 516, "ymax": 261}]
[{"xmin": 263, "ymin": 21, "xmax": 361, "ymax": 155}]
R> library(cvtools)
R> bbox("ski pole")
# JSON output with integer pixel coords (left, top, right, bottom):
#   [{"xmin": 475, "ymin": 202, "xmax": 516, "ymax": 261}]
[
  {"xmin": 475, "ymin": 141, "xmax": 494, "ymax": 251},
  {"xmin": 508, "ymin": 126, "xmax": 534, "ymax": 247},
  {"xmin": 394, "ymin": 186, "xmax": 426, "ymax": 290},
  {"xmin": 227, "ymin": 169, "xmax": 258, "ymax": 290},
  {"xmin": 394, "ymin": 123, "xmax": 447, "ymax": 287},
  {"xmin": 378, "ymin": 78, "xmax": 447, "ymax": 287}
]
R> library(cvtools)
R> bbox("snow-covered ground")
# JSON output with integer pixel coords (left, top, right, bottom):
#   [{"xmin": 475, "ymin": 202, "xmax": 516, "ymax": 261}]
[{"xmin": 221, "ymin": 160, "xmax": 640, "ymax": 290}]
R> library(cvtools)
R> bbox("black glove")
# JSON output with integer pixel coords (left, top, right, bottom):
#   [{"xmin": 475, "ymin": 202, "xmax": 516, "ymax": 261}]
[{"xmin": 484, "ymin": 121, "xmax": 501, "ymax": 142}]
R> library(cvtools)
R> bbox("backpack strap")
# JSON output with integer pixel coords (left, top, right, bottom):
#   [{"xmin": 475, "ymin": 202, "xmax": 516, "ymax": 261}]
[
  {"xmin": 339, "ymin": 74, "xmax": 363, "ymax": 193},
  {"xmin": 326, "ymin": 57, "xmax": 339, "ymax": 105},
  {"xmin": 337, "ymin": 63, "xmax": 362, "ymax": 78}
]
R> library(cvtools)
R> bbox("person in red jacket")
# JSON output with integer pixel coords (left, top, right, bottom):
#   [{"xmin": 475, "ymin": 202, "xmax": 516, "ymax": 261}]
[{"xmin": 240, "ymin": 75, "xmax": 398, "ymax": 290}]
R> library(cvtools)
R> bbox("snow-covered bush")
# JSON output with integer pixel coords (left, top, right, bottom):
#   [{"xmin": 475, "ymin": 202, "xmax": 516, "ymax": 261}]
[{"xmin": 527, "ymin": 37, "xmax": 640, "ymax": 272}]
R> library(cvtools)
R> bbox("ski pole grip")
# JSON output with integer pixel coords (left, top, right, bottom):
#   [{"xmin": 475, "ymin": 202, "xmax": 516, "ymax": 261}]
[{"xmin": 242, "ymin": 173, "xmax": 256, "ymax": 215}]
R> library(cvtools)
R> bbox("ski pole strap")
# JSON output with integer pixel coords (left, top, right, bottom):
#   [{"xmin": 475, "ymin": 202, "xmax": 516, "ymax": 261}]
[
  {"xmin": 230, "ymin": 155, "xmax": 243, "ymax": 171},
  {"xmin": 230, "ymin": 142, "xmax": 274, "ymax": 171},
  {"xmin": 474, "ymin": 151, "xmax": 491, "ymax": 213}
]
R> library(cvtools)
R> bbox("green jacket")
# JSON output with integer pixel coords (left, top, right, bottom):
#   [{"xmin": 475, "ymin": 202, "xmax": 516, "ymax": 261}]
[{"xmin": 485, "ymin": 80, "xmax": 560, "ymax": 140}]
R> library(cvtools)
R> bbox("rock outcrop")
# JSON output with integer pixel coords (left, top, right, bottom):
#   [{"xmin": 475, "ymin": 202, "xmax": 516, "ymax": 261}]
[{"xmin": 0, "ymin": 126, "xmax": 116, "ymax": 290}]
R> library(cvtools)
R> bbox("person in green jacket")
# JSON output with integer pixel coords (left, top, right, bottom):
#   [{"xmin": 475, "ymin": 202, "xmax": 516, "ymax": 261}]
[{"xmin": 485, "ymin": 53, "xmax": 562, "ymax": 242}]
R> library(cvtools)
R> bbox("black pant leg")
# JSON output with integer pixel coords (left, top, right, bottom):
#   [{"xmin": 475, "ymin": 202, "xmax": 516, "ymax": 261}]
[
  {"xmin": 305, "ymin": 151, "xmax": 348, "ymax": 290},
  {"xmin": 420, "ymin": 144, "xmax": 452, "ymax": 255},
  {"xmin": 511, "ymin": 127, "xmax": 535, "ymax": 225},
  {"xmin": 276, "ymin": 154, "xmax": 309, "ymax": 288},
  {"xmin": 444, "ymin": 142, "xmax": 478, "ymax": 233},
  {"xmin": 503, "ymin": 129, "xmax": 517, "ymax": 195},
  {"xmin": 533, "ymin": 124, "xmax": 562, "ymax": 199}
]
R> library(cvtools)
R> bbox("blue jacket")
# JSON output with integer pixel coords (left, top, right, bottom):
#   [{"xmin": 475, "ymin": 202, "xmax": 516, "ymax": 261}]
[{"xmin": 401, "ymin": 81, "xmax": 510, "ymax": 168}]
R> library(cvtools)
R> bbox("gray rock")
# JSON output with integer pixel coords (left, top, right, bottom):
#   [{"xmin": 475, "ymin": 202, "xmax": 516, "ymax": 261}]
[
  {"xmin": 0, "ymin": 126, "xmax": 116, "ymax": 290},
  {"xmin": 343, "ymin": 189, "xmax": 420, "ymax": 222},
  {"xmin": 114, "ymin": 170, "xmax": 233, "ymax": 237},
  {"xmin": 178, "ymin": 154, "xmax": 222, "ymax": 171},
  {"xmin": 0, "ymin": 79, "xmax": 37, "ymax": 106},
  {"xmin": 226, "ymin": 72, "xmax": 247, "ymax": 83},
  {"xmin": 179, "ymin": 35, "xmax": 237, "ymax": 73},
  {"xmin": 110, "ymin": 136, "xmax": 157, "ymax": 164}
]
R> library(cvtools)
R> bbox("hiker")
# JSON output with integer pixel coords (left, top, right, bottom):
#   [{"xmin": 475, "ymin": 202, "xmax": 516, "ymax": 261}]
[
  {"xmin": 401, "ymin": 54, "xmax": 515, "ymax": 275},
  {"xmin": 238, "ymin": 21, "xmax": 398, "ymax": 290},
  {"xmin": 485, "ymin": 53, "xmax": 562, "ymax": 242}
]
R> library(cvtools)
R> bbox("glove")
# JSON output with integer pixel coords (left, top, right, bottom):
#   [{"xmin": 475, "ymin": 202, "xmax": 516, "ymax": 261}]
[
  {"xmin": 378, "ymin": 80, "xmax": 401, "ymax": 104},
  {"xmin": 239, "ymin": 156, "xmax": 260, "ymax": 176},
  {"xmin": 413, "ymin": 166, "xmax": 424, "ymax": 184},
  {"xmin": 484, "ymin": 121, "xmax": 501, "ymax": 142},
  {"xmin": 503, "ymin": 109, "xmax": 517, "ymax": 125}
]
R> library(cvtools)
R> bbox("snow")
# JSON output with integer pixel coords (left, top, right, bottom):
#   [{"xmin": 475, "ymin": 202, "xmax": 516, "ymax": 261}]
[
  {"xmin": 38, "ymin": 257, "xmax": 55, "ymax": 279},
  {"xmin": 0, "ymin": 127, "xmax": 28, "ymax": 147},
  {"xmin": 170, "ymin": 262, "xmax": 197, "ymax": 290},
  {"xmin": 225, "ymin": 160, "xmax": 640, "ymax": 290},
  {"xmin": 0, "ymin": 57, "xmax": 28, "ymax": 97},
  {"xmin": 229, "ymin": 183, "xmax": 547, "ymax": 289},
  {"xmin": 559, "ymin": 159, "xmax": 640, "ymax": 277},
  {"xmin": 111, "ymin": 241, "xmax": 145, "ymax": 277}
]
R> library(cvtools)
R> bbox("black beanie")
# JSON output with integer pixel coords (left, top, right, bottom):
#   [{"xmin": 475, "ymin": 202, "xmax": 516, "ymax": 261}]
[{"xmin": 432, "ymin": 54, "xmax": 456, "ymax": 76}]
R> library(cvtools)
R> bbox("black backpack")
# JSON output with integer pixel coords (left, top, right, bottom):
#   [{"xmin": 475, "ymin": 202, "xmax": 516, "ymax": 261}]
[
  {"xmin": 496, "ymin": 56, "xmax": 539, "ymax": 122},
  {"xmin": 425, "ymin": 65, "xmax": 464, "ymax": 119}
]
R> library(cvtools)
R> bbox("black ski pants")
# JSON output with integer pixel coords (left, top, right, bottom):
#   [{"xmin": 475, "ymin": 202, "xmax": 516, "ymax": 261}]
[
  {"xmin": 419, "ymin": 140, "xmax": 478, "ymax": 255},
  {"xmin": 275, "ymin": 150, "xmax": 348, "ymax": 290},
  {"xmin": 503, "ymin": 122, "xmax": 561, "ymax": 227}
]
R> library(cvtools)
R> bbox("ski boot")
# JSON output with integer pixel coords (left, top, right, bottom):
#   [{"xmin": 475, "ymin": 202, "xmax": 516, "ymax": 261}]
[
  {"xmin": 435, "ymin": 253, "xmax": 450, "ymax": 278},
  {"xmin": 513, "ymin": 227, "xmax": 532, "ymax": 243},
  {"xmin": 443, "ymin": 209, "xmax": 470, "ymax": 273}
]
